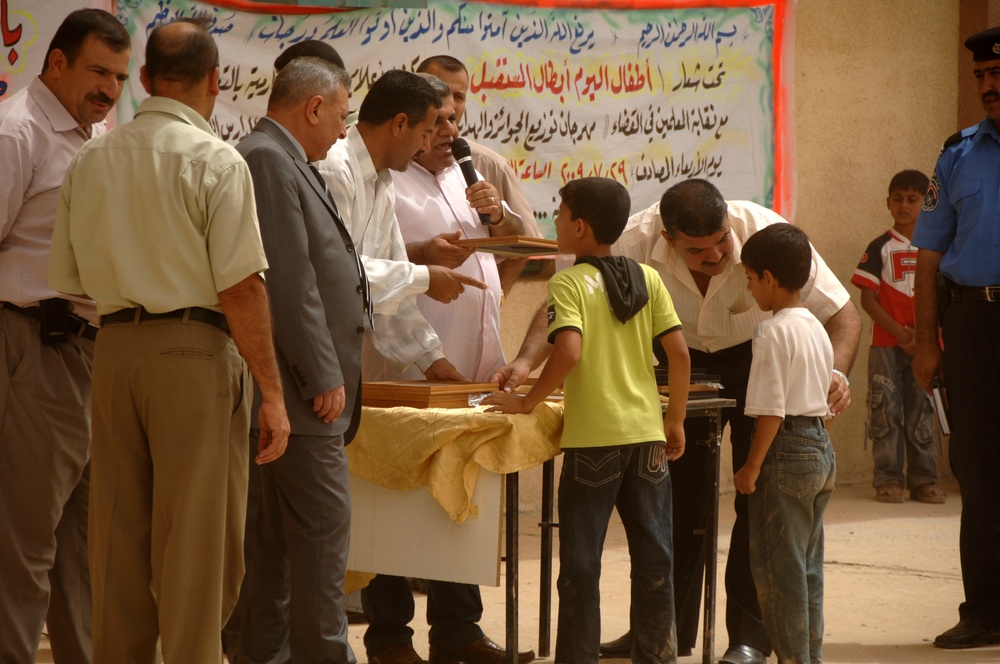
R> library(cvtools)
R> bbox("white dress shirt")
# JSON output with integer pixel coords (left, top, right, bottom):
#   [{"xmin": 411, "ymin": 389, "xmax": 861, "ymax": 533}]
[
  {"xmin": 614, "ymin": 200, "xmax": 849, "ymax": 353},
  {"xmin": 317, "ymin": 126, "xmax": 444, "ymax": 374},
  {"xmin": 0, "ymin": 78, "xmax": 99, "ymax": 321},
  {"xmin": 376, "ymin": 160, "xmax": 506, "ymax": 382}
]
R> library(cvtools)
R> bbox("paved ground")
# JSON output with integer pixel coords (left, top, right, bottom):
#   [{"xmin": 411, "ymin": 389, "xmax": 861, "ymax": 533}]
[{"xmin": 37, "ymin": 480, "xmax": 1000, "ymax": 663}]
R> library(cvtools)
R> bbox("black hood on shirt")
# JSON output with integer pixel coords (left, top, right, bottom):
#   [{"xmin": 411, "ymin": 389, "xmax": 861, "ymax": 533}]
[{"xmin": 575, "ymin": 255, "xmax": 649, "ymax": 324}]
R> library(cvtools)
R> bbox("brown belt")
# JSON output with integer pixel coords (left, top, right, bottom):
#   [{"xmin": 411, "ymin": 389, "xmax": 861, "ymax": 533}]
[
  {"xmin": 100, "ymin": 307, "xmax": 230, "ymax": 334},
  {"xmin": 947, "ymin": 284, "xmax": 1000, "ymax": 303}
]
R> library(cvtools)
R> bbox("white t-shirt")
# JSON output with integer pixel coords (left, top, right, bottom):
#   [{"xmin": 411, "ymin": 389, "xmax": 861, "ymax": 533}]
[{"xmin": 744, "ymin": 307, "xmax": 833, "ymax": 419}]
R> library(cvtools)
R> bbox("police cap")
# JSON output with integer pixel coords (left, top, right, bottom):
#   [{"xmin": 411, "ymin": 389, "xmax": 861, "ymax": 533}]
[{"xmin": 965, "ymin": 26, "xmax": 1000, "ymax": 62}]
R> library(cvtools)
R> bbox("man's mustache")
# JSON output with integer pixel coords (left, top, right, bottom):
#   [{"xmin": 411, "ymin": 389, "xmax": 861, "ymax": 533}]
[{"xmin": 87, "ymin": 93, "xmax": 114, "ymax": 105}]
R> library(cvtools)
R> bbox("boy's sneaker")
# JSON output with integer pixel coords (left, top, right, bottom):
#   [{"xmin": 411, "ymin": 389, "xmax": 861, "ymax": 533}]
[
  {"xmin": 912, "ymin": 483, "xmax": 947, "ymax": 504},
  {"xmin": 875, "ymin": 482, "xmax": 904, "ymax": 503}
]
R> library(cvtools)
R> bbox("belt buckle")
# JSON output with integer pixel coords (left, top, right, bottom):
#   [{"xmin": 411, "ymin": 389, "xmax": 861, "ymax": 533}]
[{"xmin": 987, "ymin": 287, "xmax": 1000, "ymax": 303}]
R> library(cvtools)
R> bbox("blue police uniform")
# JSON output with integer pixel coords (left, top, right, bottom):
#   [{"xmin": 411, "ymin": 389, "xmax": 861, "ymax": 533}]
[{"xmin": 913, "ymin": 117, "xmax": 1000, "ymax": 637}]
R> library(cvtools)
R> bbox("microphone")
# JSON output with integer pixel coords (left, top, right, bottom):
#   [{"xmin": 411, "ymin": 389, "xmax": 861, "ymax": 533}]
[{"xmin": 451, "ymin": 137, "xmax": 492, "ymax": 225}]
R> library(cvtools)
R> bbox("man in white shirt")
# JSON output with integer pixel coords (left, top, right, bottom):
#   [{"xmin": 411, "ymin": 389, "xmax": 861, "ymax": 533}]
[
  {"xmin": 0, "ymin": 10, "xmax": 129, "ymax": 663},
  {"xmin": 318, "ymin": 70, "xmax": 485, "ymax": 382},
  {"xmin": 497, "ymin": 179, "xmax": 860, "ymax": 664},
  {"xmin": 341, "ymin": 78, "xmax": 533, "ymax": 664},
  {"xmin": 416, "ymin": 55, "xmax": 542, "ymax": 295}
]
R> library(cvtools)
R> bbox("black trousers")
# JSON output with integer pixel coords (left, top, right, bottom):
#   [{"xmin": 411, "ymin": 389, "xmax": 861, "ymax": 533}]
[
  {"xmin": 941, "ymin": 302, "xmax": 1000, "ymax": 629},
  {"xmin": 668, "ymin": 341, "xmax": 771, "ymax": 654},
  {"xmin": 361, "ymin": 575, "xmax": 485, "ymax": 655}
]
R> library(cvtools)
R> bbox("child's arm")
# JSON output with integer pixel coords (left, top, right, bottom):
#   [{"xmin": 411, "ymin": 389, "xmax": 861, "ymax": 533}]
[
  {"xmin": 733, "ymin": 415, "xmax": 782, "ymax": 494},
  {"xmin": 482, "ymin": 329, "xmax": 580, "ymax": 414},
  {"xmin": 659, "ymin": 329, "xmax": 690, "ymax": 460},
  {"xmin": 859, "ymin": 289, "xmax": 915, "ymax": 351}
]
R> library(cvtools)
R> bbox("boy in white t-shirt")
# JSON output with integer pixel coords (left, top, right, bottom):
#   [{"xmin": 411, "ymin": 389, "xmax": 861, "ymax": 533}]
[
  {"xmin": 484, "ymin": 177, "xmax": 690, "ymax": 663},
  {"xmin": 733, "ymin": 223, "xmax": 836, "ymax": 664}
]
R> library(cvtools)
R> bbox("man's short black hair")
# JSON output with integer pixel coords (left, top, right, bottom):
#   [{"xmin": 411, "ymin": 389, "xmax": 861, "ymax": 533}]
[
  {"xmin": 42, "ymin": 9, "xmax": 130, "ymax": 74},
  {"xmin": 357, "ymin": 70, "xmax": 441, "ymax": 127},
  {"xmin": 145, "ymin": 17, "xmax": 218, "ymax": 90},
  {"xmin": 741, "ymin": 223, "xmax": 812, "ymax": 291},
  {"xmin": 888, "ymin": 169, "xmax": 929, "ymax": 196},
  {"xmin": 274, "ymin": 40, "xmax": 344, "ymax": 72},
  {"xmin": 659, "ymin": 178, "xmax": 728, "ymax": 238},
  {"xmin": 559, "ymin": 177, "xmax": 631, "ymax": 246},
  {"xmin": 416, "ymin": 55, "xmax": 467, "ymax": 75}
]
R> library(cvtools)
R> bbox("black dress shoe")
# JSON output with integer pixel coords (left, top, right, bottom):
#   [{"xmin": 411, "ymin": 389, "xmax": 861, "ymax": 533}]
[
  {"xmin": 934, "ymin": 619, "xmax": 1000, "ymax": 649},
  {"xmin": 719, "ymin": 644, "xmax": 767, "ymax": 664},
  {"xmin": 599, "ymin": 631, "xmax": 632, "ymax": 658},
  {"xmin": 428, "ymin": 636, "xmax": 535, "ymax": 664}
]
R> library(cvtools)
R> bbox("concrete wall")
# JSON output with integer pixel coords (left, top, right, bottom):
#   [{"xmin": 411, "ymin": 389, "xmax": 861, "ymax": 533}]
[{"xmin": 500, "ymin": 0, "xmax": 964, "ymax": 507}]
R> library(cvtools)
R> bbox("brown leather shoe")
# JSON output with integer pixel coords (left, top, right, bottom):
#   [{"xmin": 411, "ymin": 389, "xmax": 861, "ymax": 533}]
[
  {"xmin": 370, "ymin": 644, "xmax": 428, "ymax": 664},
  {"xmin": 428, "ymin": 636, "xmax": 535, "ymax": 664}
]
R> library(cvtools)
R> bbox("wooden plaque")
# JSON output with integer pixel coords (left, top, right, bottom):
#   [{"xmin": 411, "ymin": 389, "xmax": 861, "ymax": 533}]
[
  {"xmin": 449, "ymin": 235, "xmax": 559, "ymax": 257},
  {"xmin": 362, "ymin": 381, "xmax": 499, "ymax": 409}
]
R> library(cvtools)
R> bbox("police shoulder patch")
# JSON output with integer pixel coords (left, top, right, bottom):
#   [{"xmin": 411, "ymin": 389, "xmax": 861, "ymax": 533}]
[
  {"xmin": 547, "ymin": 303, "xmax": 556, "ymax": 325},
  {"xmin": 923, "ymin": 172, "xmax": 940, "ymax": 212}
]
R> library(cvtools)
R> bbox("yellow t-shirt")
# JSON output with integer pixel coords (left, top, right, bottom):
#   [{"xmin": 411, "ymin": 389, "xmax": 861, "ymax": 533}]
[{"xmin": 547, "ymin": 261, "xmax": 681, "ymax": 448}]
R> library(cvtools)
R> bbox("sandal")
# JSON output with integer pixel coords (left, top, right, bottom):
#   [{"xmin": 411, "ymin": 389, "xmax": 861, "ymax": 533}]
[
  {"xmin": 912, "ymin": 483, "xmax": 947, "ymax": 504},
  {"xmin": 876, "ymin": 482, "xmax": 904, "ymax": 503}
]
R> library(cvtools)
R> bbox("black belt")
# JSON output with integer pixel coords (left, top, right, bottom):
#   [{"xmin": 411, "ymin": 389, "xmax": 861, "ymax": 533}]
[
  {"xmin": 947, "ymin": 283, "xmax": 1000, "ymax": 303},
  {"xmin": 1, "ymin": 301, "xmax": 98, "ymax": 341},
  {"xmin": 100, "ymin": 307, "xmax": 230, "ymax": 334},
  {"xmin": 781, "ymin": 415, "xmax": 825, "ymax": 431}
]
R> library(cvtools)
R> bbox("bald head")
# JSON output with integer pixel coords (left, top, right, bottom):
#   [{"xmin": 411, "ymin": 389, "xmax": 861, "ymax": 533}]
[{"xmin": 144, "ymin": 18, "xmax": 218, "ymax": 93}]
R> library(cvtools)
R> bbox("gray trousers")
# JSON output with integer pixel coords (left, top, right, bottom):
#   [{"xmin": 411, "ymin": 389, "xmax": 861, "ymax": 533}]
[
  {"xmin": 238, "ymin": 432, "xmax": 355, "ymax": 664},
  {"xmin": 0, "ymin": 308, "xmax": 93, "ymax": 664}
]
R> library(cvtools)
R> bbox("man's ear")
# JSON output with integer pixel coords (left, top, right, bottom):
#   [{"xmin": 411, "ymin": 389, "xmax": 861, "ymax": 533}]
[
  {"xmin": 390, "ymin": 112, "xmax": 408, "ymax": 137},
  {"xmin": 206, "ymin": 65, "xmax": 221, "ymax": 98},
  {"xmin": 140, "ymin": 65, "xmax": 152, "ymax": 95},
  {"xmin": 305, "ymin": 94, "xmax": 324, "ymax": 126},
  {"xmin": 661, "ymin": 230, "xmax": 676, "ymax": 247},
  {"xmin": 761, "ymin": 269, "xmax": 776, "ymax": 287}
]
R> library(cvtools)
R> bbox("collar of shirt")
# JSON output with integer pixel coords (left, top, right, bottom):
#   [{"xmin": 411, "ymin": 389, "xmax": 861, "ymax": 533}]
[
  {"xmin": 260, "ymin": 116, "xmax": 307, "ymax": 162},
  {"xmin": 972, "ymin": 116, "xmax": 1000, "ymax": 145},
  {"xmin": 28, "ymin": 76, "xmax": 102, "ymax": 137},
  {"xmin": 135, "ymin": 96, "xmax": 215, "ymax": 136},
  {"xmin": 347, "ymin": 126, "xmax": 392, "ymax": 194}
]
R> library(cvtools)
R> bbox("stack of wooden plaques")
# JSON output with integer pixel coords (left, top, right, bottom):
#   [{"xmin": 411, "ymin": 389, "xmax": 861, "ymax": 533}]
[{"xmin": 362, "ymin": 381, "xmax": 499, "ymax": 409}]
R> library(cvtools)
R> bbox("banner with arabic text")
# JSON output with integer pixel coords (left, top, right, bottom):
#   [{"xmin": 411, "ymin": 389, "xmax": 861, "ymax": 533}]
[{"xmin": 0, "ymin": 0, "xmax": 794, "ymax": 235}]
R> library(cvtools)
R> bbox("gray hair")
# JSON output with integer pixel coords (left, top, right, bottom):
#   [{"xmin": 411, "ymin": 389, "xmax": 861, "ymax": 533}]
[
  {"xmin": 415, "ymin": 72, "xmax": 452, "ymax": 100},
  {"xmin": 268, "ymin": 56, "xmax": 350, "ymax": 111}
]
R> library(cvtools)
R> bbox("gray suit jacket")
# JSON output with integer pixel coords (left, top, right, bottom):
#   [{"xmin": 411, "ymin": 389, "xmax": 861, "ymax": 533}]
[{"xmin": 238, "ymin": 118, "xmax": 366, "ymax": 442}]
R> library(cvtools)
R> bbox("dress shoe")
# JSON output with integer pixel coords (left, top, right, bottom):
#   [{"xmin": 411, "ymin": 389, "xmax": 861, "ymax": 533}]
[
  {"xmin": 933, "ymin": 619, "xmax": 1000, "ymax": 649},
  {"xmin": 428, "ymin": 636, "xmax": 535, "ymax": 664},
  {"xmin": 370, "ymin": 643, "xmax": 428, "ymax": 664},
  {"xmin": 599, "ymin": 631, "xmax": 632, "ymax": 658},
  {"xmin": 719, "ymin": 644, "xmax": 767, "ymax": 664}
]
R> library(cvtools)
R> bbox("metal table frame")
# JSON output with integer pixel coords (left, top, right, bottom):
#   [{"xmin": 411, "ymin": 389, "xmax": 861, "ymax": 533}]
[{"xmin": 503, "ymin": 397, "xmax": 736, "ymax": 664}]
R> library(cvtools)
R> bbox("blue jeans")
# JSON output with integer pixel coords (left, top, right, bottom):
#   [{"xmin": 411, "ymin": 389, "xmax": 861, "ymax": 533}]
[
  {"xmin": 748, "ymin": 418, "xmax": 835, "ymax": 664},
  {"xmin": 556, "ymin": 443, "xmax": 677, "ymax": 664},
  {"xmin": 866, "ymin": 345, "xmax": 938, "ymax": 489}
]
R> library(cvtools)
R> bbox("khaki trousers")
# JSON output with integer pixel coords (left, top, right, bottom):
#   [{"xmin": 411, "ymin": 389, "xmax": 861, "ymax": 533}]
[
  {"xmin": 0, "ymin": 308, "xmax": 93, "ymax": 663},
  {"xmin": 89, "ymin": 319, "xmax": 250, "ymax": 664}
]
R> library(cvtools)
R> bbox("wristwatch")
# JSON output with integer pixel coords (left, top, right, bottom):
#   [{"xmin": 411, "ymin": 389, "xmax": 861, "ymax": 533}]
[{"xmin": 489, "ymin": 203, "xmax": 507, "ymax": 226}]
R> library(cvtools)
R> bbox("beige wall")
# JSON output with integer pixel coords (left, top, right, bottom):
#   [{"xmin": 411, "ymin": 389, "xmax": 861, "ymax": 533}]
[
  {"xmin": 794, "ymin": 0, "xmax": 958, "ymax": 485},
  {"xmin": 501, "ymin": 0, "xmax": 963, "ymax": 500}
]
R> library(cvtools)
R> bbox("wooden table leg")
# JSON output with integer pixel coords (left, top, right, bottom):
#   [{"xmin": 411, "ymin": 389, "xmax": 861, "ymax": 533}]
[
  {"xmin": 538, "ymin": 459, "xmax": 556, "ymax": 657},
  {"xmin": 701, "ymin": 408, "xmax": 723, "ymax": 664},
  {"xmin": 506, "ymin": 472, "xmax": 519, "ymax": 664}
]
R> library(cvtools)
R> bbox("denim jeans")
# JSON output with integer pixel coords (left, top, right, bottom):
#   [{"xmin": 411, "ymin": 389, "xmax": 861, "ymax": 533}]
[
  {"xmin": 866, "ymin": 345, "xmax": 938, "ymax": 489},
  {"xmin": 555, "ymin": 443, "xmax": 677, "ymax": 664},
  {"xmin": 748, "ymin": 418, "xmax": 835, "ymax": 664}
]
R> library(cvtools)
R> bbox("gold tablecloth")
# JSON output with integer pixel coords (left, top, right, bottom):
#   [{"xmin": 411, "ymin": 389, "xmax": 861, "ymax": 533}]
[{"xmin": 347, "ymin": 402, "xmax": 564, "ymax": 523}]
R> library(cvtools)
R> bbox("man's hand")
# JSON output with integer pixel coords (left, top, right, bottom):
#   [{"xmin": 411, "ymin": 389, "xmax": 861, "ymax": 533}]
[
  {"xmin": 256, "ymin": 398, "xmax": 291, "ymax": 465},
  {"xmin": 733, "ymin": 463, "xmax": 760, "ymax": 495},
  {"xmin": 466, "ymin": 181, "xmax": 504, "ymax": 224},
  {"xmin": 313, "ymin": 385, "xmax": 346, "ymax": 423},
  {"xmin": 827, "ymin": 372, "xmax": 851, "ymax": 416},
  {"xmin": 898, "ymin": 326, "xmax": 917, "ymax": 356},
  {"xmin": 913, "ymin": 342, "xmax": 943, "ymax": 393},
  {"xmin": 410, "ymin": 231, "xmax": 475, "ymax": 269},
  {"xmin": 482, "ymin": 391, "xmax": 532, "ymax": 414},
  {"xmin": 491, "ymin": 358, "xmax": 533, "ymax": 392},
  {"xmin": 423, "ymin": 358, "xmax": 468, "ymax": 382},
  {"xmin": 425, "ymin": 265, "xmax": 487, "ymax": 304}
]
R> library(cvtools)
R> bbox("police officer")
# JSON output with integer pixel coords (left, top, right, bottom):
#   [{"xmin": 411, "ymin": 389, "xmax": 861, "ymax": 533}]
[{"xmin": 913, "ymin": 24, "xmax": 1000, "ymax": 651}]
